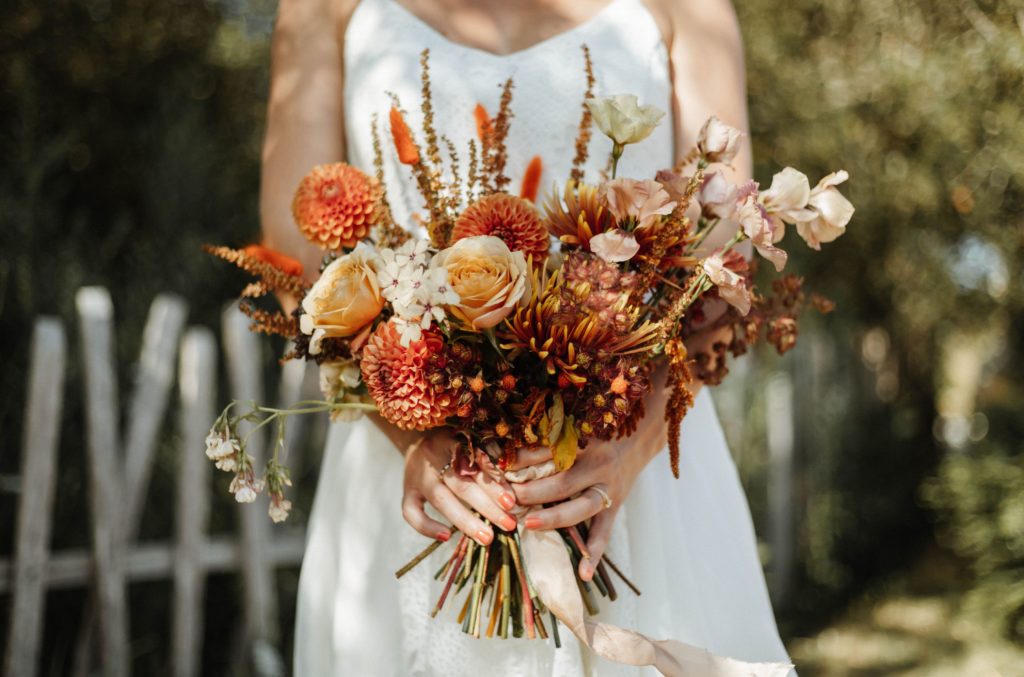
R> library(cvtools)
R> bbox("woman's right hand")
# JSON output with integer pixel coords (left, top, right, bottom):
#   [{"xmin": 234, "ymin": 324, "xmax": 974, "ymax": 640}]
[{"xmin": 401, "ymin": 430, "xmax": 519, "ymax": 546}]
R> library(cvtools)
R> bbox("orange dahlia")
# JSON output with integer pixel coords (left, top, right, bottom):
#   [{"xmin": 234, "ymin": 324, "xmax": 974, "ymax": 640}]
[
  {"xmin": 292, "ymin": 163, "xmax": 382, "ymax": 250},
  {"xmin": 452, "ymin": 194, "xmax": 549, "ymax": 263},
  {"xmin": 360, "ymin": 321, "xmax": 457, "ymax": 431}
]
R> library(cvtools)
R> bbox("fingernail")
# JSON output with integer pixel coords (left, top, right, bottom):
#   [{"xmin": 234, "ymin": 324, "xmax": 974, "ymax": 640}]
[
  {"xmin": 475, "ymin": 528, "xmax": 493, "ymax": 545},
  {"xmin": 501, "ymin": 516, "xmax": 518, "ymax": 532},
  {"xmin": 525, "ymin": 515, "xmax": 541, "ymax": 530},
  {"xmin": 499, "ymin": 492, "xmax": 517, "ymax": 510},
  {"xmin": 436, "ymin": 530, "xmax": 451, "ymax": 542},
  {"xmin": 580, "ymin": 562, "xmax": 593, "ymax": 581}
]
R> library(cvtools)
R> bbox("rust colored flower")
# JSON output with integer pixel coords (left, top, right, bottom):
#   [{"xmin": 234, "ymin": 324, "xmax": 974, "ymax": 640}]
[
  {"xmin": 452, "ymin": 194, "xmax": 549, "ymax": 263},
  {"xmin": 292, "ymin": 163, "xmax": 382, "ymax": 250},
  {"xmin": 360, "ymin": 320, "xmax": 458, "ymax": 431}
]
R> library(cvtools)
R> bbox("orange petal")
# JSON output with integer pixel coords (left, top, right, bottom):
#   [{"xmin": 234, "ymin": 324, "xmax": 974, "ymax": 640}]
[
  {"xmin": 243, "ymin": 244, "xmax": 304, "ymax": 277},
  {"xmin": 389, "ymin": 106, "xmax": 420, "ymax": 165},
  {"xmin": 519, "ymin": 155, "xmax": 543, "ymax": 203}
]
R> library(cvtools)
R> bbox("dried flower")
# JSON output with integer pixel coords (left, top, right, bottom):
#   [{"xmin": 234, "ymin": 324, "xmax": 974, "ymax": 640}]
[
  {"xmin": 431, "ymin": 235, "xmax": 531, "ymax": 330},
  {"xmin": 452, "ymin": 194, "xmax": 549, "ymax": 263},
  {"xmin": 586, "ymin": 94, "xmax": 665, "ymax": 146},
  {"xmin": 360, "ymin": 320, "xmax": 458, "ymax": 430},
  {"xmin": 292, "ymin": 163, "xmax": 382, "ymax": 250},
  {"xmin": 696, "ymin": 116, "xmax": 744, "ymax": 165},
  {"xmin": 795, "ymin": 171, "xmax": 855, "ymax": 249},
  {"xmin": 300, "ymin": 243, "xmax": 385, "ymax": 354}
]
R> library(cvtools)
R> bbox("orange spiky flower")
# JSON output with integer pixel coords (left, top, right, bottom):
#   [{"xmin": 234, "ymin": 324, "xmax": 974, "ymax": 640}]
[
  {"xmin": 543, "ymin": 181, "xmax": 616, "ymax": 248},
  {"xmin": 520, "ymin": 156, "xmax": 543, "ymax": 203},
  {"xmin": 292, "ymin": 163, "xmax": 382, "ymax": 250},
  {"xmin": 500, "ymin": 266, "xmax": 661, "ymax": 387},
  {"xmin": 452, "ymin": 194, "xmax": 549, "ymax": 263}
]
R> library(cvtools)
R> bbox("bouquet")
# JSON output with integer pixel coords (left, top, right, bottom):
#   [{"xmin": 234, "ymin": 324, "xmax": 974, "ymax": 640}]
[{"xmin": 205, "ymin": 48, "xmax": 851, "ymax": 658}]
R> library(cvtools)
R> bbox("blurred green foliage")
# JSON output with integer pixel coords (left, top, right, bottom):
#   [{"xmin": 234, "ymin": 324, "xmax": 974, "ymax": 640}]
[
  {"xmin": 0, "ymin": 0, "xmax": 1021, "ymax": 673},
  {"xmin": 735, "ymin": 0, "xmax": 1024, "ymax": 642}
]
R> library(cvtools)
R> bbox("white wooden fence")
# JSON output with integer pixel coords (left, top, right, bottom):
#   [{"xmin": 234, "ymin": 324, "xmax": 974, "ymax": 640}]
[{"xmin": 1, "ymin": 287, "xmax": 322, "ymax": 677}]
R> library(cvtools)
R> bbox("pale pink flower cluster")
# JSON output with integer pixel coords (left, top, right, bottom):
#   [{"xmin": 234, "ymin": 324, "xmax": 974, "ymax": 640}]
[{"xmin": 682, "ymin": 118, "xmax": 855, "ymax": 314}]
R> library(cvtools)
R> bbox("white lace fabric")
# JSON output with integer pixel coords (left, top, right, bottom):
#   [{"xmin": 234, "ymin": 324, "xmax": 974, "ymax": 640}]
[{"xmin": 294, "ymin": 0, "xmax": 795, "ymax": 674}]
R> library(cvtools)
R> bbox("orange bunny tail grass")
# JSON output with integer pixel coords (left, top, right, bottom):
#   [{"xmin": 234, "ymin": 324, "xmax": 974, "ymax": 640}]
[
  {"xmin": 238, "ymin": 299, "xmax": 300, "ymax": 338},
  {"xmin": 389, "ymin": 106, "xmax": 421, "ymax": 165},
  {"xmin": 474, "ymin": 103, "xmax": 493, "ymax": 144},
  {"xmin": 203, "ymin": 244, "xmax": 308, "ymax": 298},
  {"xmin": 570, "ymin": 45, "xmax": 596, "ymax": 183},
  {"xmin": 664, "ymin": 339, "xmax": 695, "ymax": 479},
  {"xmin": 242, "ymin": 244, "xmax": 304, "ymax": 277},
  {"xmin": 519, "ymin": 155, "xmax": 543, "ymax": 203}
]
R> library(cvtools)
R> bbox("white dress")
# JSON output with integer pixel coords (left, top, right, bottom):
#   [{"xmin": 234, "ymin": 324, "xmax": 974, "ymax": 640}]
[{"xmin": 294, "ymin": 0, "xmax": 794, "ymax": 674}]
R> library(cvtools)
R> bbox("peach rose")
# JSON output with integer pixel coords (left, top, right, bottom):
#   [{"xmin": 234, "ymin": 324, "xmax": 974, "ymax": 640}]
[
  {"xmin": 299, "ymin": 243, "xmax": 384, "ymax": 354},
  {"xmin": 430, "ymin": 235, "xmax": 530, "ymax": 330}
]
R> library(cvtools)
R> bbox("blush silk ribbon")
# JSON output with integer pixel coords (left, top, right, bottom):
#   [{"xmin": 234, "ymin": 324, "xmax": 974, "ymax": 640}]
[{"xmin": 518, "ymin": 526, "xmax": 794, "ymax": 677}]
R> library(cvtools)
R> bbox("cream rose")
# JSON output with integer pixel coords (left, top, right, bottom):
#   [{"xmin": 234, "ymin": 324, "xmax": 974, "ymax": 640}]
[
  {"xmin": 431, "ymin": 235, "xmax": 530, "ymax": 330},
  {"xmin": 300, "ymin": 242, "xmax": 384, "ymax": 354}
]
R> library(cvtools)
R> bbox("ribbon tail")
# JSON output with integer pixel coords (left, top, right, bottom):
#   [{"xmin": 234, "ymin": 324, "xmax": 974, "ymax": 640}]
[{"xmin": 520, "ymin": 527, "xmax": 794, "ymax": 677}]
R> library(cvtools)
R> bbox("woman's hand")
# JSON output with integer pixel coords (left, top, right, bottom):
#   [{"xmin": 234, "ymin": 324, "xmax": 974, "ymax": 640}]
[
  {"xmin": 510, "ymin": 432, "xmax": 662, "ymax": 582},
  {"xmin": 402, "ymin": 430, "xmax": 520, "ymax": 547}
]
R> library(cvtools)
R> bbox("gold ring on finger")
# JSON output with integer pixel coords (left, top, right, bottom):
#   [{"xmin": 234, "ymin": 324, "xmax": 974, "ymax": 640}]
[
  {"xmin": 437, "ymin": 460, "xmax": 452, "ymax": 479},
  {"xmin": 587, "ymin": 484, "xmax": 613, "ymax": 510}
]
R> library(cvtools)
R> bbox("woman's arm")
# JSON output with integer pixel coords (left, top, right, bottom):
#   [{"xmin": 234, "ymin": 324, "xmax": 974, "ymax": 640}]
[{"xmin": 260, "ymin": 0, "xmax": 355, "ymax": 290}]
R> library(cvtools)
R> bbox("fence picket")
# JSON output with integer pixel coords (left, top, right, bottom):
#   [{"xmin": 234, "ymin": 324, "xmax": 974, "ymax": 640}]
[
  {"xmin": 172, "ymin": 328, "xmax": 216, "ymax": 677},
  {"xmin": 222, "ymin": 306, "xmax": 281, "ymax": 676},
  {"xmin": 75, "ymin": 287, "xmax": 129, "ymax": 677},
  {"xmin": 124, "ymin": 294, "xmax": 188, "ymax": 537},
  {"xmin": 3, "ymin": 319, "xmax": 66, "ymax": 677}
]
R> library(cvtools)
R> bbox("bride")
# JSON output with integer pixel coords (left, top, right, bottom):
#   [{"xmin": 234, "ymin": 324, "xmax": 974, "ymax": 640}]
[{"xmin": 261, "ymin": 0, "xmax": 794, "ymax": 674}]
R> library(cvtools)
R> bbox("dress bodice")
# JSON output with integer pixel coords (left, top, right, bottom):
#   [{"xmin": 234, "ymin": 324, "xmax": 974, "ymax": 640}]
[{"xmin": 343, "ymin": 0, "xmax": 674, "ymax": 233}]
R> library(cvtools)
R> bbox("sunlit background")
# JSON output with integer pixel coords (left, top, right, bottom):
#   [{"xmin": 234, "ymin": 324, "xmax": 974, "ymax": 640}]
[{"xmin": 1, "ymin": 0, "xmax": 1022, "ymax": 674}]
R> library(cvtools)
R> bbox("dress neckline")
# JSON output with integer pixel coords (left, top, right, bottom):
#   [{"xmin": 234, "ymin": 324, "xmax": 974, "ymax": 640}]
[{"xmin": 382, "ymin": 0, "xmax": 633, "ymax": 60}]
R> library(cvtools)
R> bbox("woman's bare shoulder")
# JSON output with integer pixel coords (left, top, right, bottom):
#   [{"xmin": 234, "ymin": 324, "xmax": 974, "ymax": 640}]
[
  {"xmin": 275, "ymin": 0, "xmax": 360, "ymax": 38},
  {"xmin": 642, "ymin": 0, "xmax": 743, "ymax": 53}
]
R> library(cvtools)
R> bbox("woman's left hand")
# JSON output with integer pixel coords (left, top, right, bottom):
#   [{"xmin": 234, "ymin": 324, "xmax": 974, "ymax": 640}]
[{"xmin": 510, "ymin": 434, "xmax": 660, "ymax": 582}]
